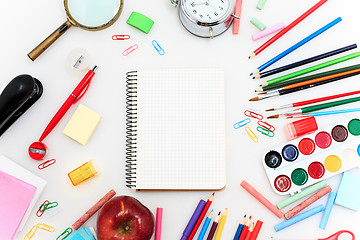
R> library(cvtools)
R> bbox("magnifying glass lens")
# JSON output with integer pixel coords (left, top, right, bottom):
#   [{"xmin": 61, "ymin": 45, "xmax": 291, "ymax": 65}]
[{"xmin": 68, "ymin": 0, "xmax": 121, "ymax": 28}]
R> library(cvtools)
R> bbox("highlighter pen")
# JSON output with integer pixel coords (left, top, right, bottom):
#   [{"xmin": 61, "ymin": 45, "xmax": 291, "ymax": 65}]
[
  {"xmin": 197, "ymin": 210, "xmax": 213, "ymax": 240},
  {"xmin": 38, "ymin": 65, "xmax": 98, "ymax": 142},
  {"xmin": 181, "ymin": 200, "xmax": 206, "ymax": 240},
  {"xmin": 233, "ymin": 214, "xmax": 247, "ymax": 240}
]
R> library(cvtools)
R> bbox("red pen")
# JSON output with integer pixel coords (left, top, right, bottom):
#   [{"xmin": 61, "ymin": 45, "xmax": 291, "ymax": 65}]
[{"xmin": 28, "ymin": 66, "xmax": 97, "ymax": 160}]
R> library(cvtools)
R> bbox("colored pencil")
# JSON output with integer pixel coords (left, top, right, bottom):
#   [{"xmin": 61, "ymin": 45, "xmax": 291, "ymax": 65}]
[
  {"xmin": 250, "ymin": 71, "xmax": 360, "ymax": 101},
  {"xmin": 198, "ymin": 210, "xmax": 213, "ymax": 240},
  {"xmin": 257, "ymin": 64, "xmax": 360, "ymax": 92},
  {"xmin": 233, "ymin": 214, "xmax": 247, "ymax": 240},
  {"xmin": 251, "ymin": 17, "xmax": 342, "ymax": 75},
  {"xmin": 188, "ymin": 193, "xmax": 215, "ymax": 240},
  {"xmin": 244, "ymin": 222, "xmax": 255, "ymax": 240},
  {"xmin": 238, "ymin": 217, "xmax": 251, "ymax": 240},
  {"xmin": 260, "ymin": 51, "xmax": 360, "ymax": 87},
  {"xmin": 268, "ymin": 68, "xmax": 360, "ymax": 92},
  {"xmin": 266, "ymin": 90, "xmax": 360, "ymax": 111},
  {"xmin": 268, "ymin": 96, "xmax": 360, "ymax": 118},
  {"xmin": 253, "ymin": 44, "xmax": 357, "ymax": 79},
  {"xmin": 206, "ymin": 212, "xmax": 221, "ymax": 240},
  {"xmin": 214, "ymin": 208, "xmax": 227, "ymax": 240},
  {"xmin": 249, "ymin": 0, "xmax": 328, "ymax": 58},
  {"xmin": 287, "ymin": 108, "xmax": 360, "ymax": 118}
]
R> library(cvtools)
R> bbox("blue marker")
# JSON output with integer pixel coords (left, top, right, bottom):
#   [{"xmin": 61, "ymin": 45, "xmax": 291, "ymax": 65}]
[
  {"xmin": 197, "ymin": 210, "xmax": 213, "ymax": 240},
  {"xmin": 233, "ymin": 214, "xmax": 247, "ymax": 240},
  {"xmin": 252, "ymin": 17, "xmax": 342, "ymax": 75}
]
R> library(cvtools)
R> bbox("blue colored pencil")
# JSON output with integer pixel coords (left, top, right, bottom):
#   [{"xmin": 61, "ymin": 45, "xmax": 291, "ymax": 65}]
[
  {"xmin": 290, "ymin": 108, "xmax": 360, "ymax": 118},
  {"xmin": 233, "ymin": 214, "xmax": 247, "ymax": 240},
  {"xmin": 251, "ymin": 17, "xmax": 342, "ymax": 76},
  {"xmin": 197, "ymin": 210, "xmax": 213, "ymax": 240}
]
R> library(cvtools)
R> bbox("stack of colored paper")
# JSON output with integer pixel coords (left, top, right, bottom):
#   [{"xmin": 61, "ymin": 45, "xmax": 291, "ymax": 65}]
[{"xmin": 0, "ymin": 155, "xmax": 47, "ymax": 240}]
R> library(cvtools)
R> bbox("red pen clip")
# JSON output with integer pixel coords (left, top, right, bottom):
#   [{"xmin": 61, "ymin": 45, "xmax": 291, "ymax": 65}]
[
  {"xmin": 73, "ymin": 66, "xmax": 97, "ymax": 104},
  {"xmin": 112, "ymin": 35, "xmax": 130, "ymax": 40}
]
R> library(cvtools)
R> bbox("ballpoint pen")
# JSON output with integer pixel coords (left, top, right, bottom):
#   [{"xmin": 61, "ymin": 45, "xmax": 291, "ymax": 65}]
[{"xmin": 28, "ymin": 65, "xmax": 98, "ymax": 160}]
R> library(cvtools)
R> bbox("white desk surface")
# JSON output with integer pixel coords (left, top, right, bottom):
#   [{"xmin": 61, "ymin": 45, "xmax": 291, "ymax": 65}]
[{"xmin": 1, "ymin": 0, "xmax": 360, "ymax": 239}]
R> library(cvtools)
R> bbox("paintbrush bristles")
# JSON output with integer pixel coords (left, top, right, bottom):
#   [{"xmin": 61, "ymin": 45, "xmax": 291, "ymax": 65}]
[
  {"xmin": 267, "ymin": 114, "xmax": 280, "ymax": 119},
  {"xmin": 249, "ymin": 96, "xmax": 259, "ymax": 101}
]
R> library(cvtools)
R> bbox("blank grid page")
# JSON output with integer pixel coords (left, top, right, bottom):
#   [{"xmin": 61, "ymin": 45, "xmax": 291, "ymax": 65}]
[{"xmin": 135, "ymin": 69, "xmax": 226, "ymax": 189}]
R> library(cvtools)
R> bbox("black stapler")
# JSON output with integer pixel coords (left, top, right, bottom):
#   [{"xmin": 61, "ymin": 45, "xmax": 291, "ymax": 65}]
[{"xmin": 0, "ymin": 74, "xmax": 43, "ymax": 136}]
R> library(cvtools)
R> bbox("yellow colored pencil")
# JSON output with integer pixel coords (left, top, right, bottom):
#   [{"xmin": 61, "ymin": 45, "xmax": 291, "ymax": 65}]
[{"xmin": 214, "ymin": 208, "xmax": 227, "ymax": 240}]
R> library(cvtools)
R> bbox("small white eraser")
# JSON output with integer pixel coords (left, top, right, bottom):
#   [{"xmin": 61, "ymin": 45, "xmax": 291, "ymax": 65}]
[{"xmin": 63, "ymin": 104, "xmax": 102, "ymax": 145}]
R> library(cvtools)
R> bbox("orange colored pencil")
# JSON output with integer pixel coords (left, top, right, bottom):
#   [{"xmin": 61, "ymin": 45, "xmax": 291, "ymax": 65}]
[{"xmin": 279, "ymin": 68, "xmax": 360, "ymax": 91}]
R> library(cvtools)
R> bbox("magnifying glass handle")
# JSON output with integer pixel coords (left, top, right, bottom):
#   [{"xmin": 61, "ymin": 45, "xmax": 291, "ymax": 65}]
[{"xmin": 28, "ymin": 20, "xmax": 72, "ymax": 61}]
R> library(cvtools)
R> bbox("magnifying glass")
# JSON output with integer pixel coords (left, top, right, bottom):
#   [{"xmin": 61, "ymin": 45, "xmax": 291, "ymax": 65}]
[{"xmin": 28, "ymin": 0, "xmax": 124, "ymax": 61}]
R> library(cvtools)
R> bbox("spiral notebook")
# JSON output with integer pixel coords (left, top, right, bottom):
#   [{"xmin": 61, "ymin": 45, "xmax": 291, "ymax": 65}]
[{"xmin": 125, "ymin": 69, "xmax": 226, "ymax": 190}]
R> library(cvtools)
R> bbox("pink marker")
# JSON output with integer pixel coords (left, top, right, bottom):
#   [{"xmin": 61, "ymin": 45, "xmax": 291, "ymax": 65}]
[
  {"xmin": 155, "ymin": 208, "xmax": 163, "ymax": 240},
  {"xmin": 252, "ymin": 23, "xmax": 285, "ymax": 41}
]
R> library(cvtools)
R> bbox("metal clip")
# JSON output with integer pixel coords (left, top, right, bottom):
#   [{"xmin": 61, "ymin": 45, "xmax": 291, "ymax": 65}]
[
  {"xmin": 257, "ymin": 126, "xmax": 275, "ymax": 137},
  {"xmin": 56, "ymin": 227, "xmax": 73, "ymax": 240},
  {"xmin": 112, "ymin": 35, "xmax": 130, "ymax": 40},
  {"xmin": 152, "ymin": 40, "xmax": 165, "ymax": 55},
  {"xmin": 244, "ymin": 110, "xmax": 263, "ymax": 120},
  {"xmin": 233, "ymin": 118, "xmax": 251, "ymax": 129},
  {"xmin": 38, "ymin": 159, "xmax": 56, "ymax": 170},
  {"xmin": 39, "ymin": 201, "xmax": 58, "ymax": 212},
  {"xmin": 36, "ymin": 223, "xmax": 55, "ymax": 232},
  {"xmin": 24, "ymin": 226, "xmax": 38, "ymax": 240},
  {"xmin": 258, "ymin": 120, "xmax": 275, "ymax": 132},
  {"xmin": 245, "ymin": 126, "xmax": 259, "ymax": 143},
  {"xmin": 122, "ymin": 44, "xmax": 138, "ymax": 56},
  {"xmin": 36, "ymin": 200, "xmax": 49, "ymax": 217}
]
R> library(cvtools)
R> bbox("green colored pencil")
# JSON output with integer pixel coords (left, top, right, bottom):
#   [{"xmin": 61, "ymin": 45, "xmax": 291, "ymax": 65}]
[
  {"xmin": 261, "ymin": 51, "xmax": 360, "ymax": 87},
  {"xmin": 257, "ymin": 64, "xmax": 360, "ymax": 92},
  {"xmin": 268, "ymin": 96, "xmax": 360, "ymax": 118}
]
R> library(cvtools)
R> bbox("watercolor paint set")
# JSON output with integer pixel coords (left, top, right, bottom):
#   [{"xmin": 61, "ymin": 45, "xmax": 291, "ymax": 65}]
[{"xmin": 262, "ymin": 115, "xmax": 360, "ymax": 195}]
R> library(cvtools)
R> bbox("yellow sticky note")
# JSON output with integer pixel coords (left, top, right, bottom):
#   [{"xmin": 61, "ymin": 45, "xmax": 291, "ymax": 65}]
[{"xmin": 63, "ymin": 104, "xmax": 102, "ymax": 145}]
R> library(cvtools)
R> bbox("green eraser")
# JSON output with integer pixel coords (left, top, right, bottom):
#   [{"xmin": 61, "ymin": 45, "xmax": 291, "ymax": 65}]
[
  {"xmin": 127, "ymin": 12, "xmax": 154, "ymax": 34},
  {"xmin": 250, "ymin": 17, "xmax": 266, "ymax": 31}
]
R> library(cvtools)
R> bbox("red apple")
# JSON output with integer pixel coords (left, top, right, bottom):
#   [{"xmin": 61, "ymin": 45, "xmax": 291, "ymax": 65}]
[{"xmin": 97, "ymin": 195, "xmax": 155, "ymax": 240}]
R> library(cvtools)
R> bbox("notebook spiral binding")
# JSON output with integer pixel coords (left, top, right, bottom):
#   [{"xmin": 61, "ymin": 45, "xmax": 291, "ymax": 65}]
[{"xmin": 125, "ymin": 71, "xmax": 138, "ymax": 188}]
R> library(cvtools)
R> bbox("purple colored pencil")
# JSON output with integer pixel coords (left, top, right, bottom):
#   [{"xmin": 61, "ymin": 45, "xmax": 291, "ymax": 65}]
[
  {"xmin": 206, "ymin": 212, "xmax": 221, "ymax": 240},
  {"xmin": 181, "ymin": 200, "xmax": 206, "ymax": 240}
]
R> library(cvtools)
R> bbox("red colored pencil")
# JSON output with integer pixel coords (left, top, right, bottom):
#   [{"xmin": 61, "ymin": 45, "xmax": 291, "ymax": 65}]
[
  {"xmin": 238, "ymin": 217, "xmax": 251, "ymax": 240},
  {"xmin": 188, "ymin": 193, "xmax": 215, "ymax": 240},
  {"xmin": 266, "ymin": 90, "xmax": 360, "ymax": 111},
  {"xmin": 244, "ymin": 222, "xmax": 255, "ymax": 240},
  {"xmin": 248, "ymin": 0, "xmax": 328, "ymax": 58}
]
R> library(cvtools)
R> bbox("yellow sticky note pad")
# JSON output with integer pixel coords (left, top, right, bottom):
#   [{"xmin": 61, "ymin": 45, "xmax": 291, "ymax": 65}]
[{"xmin": 63, "ymin": 104, "xmax": 102, "ymax": 145}]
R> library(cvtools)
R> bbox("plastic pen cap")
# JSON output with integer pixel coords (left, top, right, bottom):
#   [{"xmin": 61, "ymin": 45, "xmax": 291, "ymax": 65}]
[{"xmin": 287, "ymin": 117, "xmax": 318, "ymax": 140}]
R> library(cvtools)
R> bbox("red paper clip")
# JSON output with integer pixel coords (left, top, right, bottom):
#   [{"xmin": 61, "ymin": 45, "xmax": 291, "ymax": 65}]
[
  {"xmin": 244, "ymin": 110, "xmax": 263, "ymax": 120},
  {"xmin": 36, "ymin": 200, "xmax": 49, "ymax": 217},
  {"xmin": 38, "ymin": 159, "xmax": 56, "ymax": 170},
  {"xmin": 258, "ymin": 120, "xmax": 275, "ymax": 132},
  {"xmin": 112, "ymin": 35, "xmax": 130, "ymax": 40},
  {"xmin": 122, "ymin": 44, "xmax": 138, "ymax": 56}
]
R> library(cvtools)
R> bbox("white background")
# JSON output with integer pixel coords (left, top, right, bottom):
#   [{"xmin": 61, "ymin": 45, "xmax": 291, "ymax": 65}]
[{"xmin": 1, "ymin": 0, "xmax": 360, "ymax": 239}]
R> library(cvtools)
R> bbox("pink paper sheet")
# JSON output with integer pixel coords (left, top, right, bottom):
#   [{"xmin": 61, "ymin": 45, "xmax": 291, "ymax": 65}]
[{"xmin": 0, "ymin": 170, "xmax": 36, "ymax": 240}]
